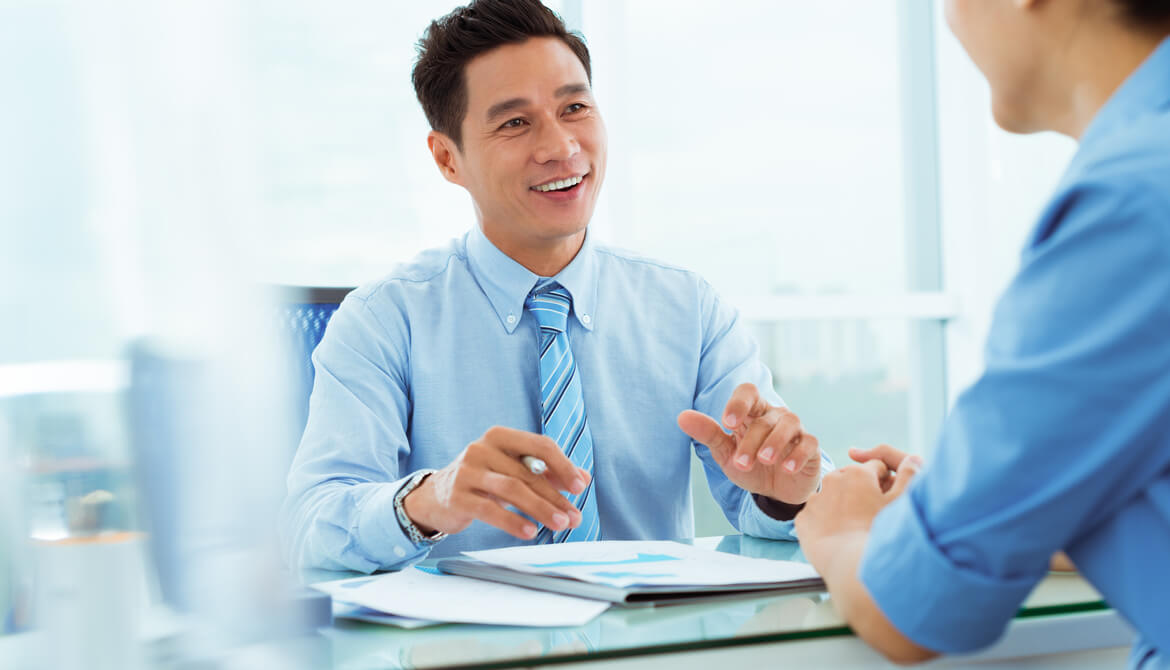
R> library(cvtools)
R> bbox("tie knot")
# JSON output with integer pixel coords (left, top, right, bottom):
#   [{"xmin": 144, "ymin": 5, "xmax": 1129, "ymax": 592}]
[{"xmin": 525, "ymin": 281, "xmax": 571, "ymax": 332}]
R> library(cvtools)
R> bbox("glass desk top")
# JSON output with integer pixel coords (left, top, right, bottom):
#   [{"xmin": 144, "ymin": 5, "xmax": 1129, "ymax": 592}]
[{"xmin": 300, "ymin": 535, "xmax": 1108, "ymax": 670}]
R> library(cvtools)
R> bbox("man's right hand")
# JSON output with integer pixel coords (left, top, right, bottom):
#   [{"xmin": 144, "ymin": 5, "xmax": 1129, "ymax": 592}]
[{"xmin": 402, "ymin": 426, "xmax": 589, "ymax": 540}]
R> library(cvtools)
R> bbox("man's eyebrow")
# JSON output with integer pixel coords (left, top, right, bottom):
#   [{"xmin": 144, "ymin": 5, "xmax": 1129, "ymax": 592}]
[
  {"xmin": 484, "ymin": 84, "xmax": 592, "ymax": 123},
  {"xmin": 554, "ymin": 83, "xmax": 590, "ymax": 98},
  {"xmin": 485, "ymin": 97, "xmax": 530, "ymax": 122}
]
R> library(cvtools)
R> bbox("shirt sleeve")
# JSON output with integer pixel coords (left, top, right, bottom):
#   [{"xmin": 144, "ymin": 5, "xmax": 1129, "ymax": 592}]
[
  {"xmin": 279, "ymin": 292, "xmax": 432, "ymax": 573},
  {"xmin": 690, "ymin": 279, "xmax": 835, "ymax": 540},
  {"xmin": 859, "ymin": 181, "xmax": 1170, "ymax": 653}
]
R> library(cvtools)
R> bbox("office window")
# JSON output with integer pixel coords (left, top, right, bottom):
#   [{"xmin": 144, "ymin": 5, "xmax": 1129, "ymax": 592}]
[
  {"xmin": 578, "ymin": 2, "xmax": 932, "ymax": 472},
  {"xmin": 757, "ymin": 319, "xmax": 911, "ymax": 456},
  {"xmin": 583, "ymin": 1, "xmax": 908, "ymax": 295}
]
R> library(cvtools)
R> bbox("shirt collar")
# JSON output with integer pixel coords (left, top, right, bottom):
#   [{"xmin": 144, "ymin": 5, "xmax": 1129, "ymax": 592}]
[
  {"xmin": 466, "ymin": 225, "xmax": 599, "ymax": 334},
  {"xmin": 1079, "ymin": 36, "xmax": 1170, "ymax": 150}
]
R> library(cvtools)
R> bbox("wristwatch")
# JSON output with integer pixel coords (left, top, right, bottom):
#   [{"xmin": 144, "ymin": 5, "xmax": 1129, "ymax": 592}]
[{"xmin": 393, "ymin": 469, "xmax": 448, "ymax": 546}]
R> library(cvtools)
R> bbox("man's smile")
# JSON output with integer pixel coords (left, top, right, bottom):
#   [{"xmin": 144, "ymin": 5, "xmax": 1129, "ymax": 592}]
[{"xmin": 530, "ymin": 172, "xmax": 589, "ymax": 194}]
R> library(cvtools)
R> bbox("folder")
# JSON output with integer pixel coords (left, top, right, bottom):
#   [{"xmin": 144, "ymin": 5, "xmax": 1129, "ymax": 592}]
[
  {"xmin": 436, "ymin": 540, "xmax": 824, "ymax": 608},
  {"xmin": 436, "ymin": 557, "xmax": 823, "ymax": 607}
]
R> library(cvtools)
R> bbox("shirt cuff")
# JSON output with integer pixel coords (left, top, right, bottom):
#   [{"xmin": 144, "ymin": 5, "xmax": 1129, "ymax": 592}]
[
  {"xmin": 859, "ymin": 493, "xmax": 1040, "ymax": 653},
  {"xmin": 738, "ymin": 491, "xmax": 798, "ymax": 539},
  {"xmin": 356, "ymin": 476, "xmax": 435, "ymax": 570},
  {"xmin": 752, "ymin": 493, "xmax": 805, "ymax": 521}
]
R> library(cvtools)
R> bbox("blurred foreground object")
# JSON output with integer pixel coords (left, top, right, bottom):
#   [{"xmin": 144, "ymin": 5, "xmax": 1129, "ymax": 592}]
[{"xmin": 0, "ymin": 0, "xmax": 327, "ymax": 665}]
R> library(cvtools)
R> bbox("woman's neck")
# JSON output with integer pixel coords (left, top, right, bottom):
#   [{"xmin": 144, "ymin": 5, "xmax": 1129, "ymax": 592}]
[{"xmin": 1049, "ymin": 26, "xmax": 1166, "ymax": 138}]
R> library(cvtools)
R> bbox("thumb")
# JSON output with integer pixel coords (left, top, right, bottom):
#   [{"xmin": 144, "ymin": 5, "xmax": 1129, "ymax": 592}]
[
  {"xmin": 888, "ymin": 454, "xmax": 924, "ymax": 499},
  {"xmin": 678, "ymin": 410, "xmax": 736, "ymax": 465}
]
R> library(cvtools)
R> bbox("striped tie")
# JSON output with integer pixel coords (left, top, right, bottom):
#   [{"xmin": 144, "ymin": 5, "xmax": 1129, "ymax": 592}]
[{"xmin": 525, "ymin": 280, "xmax": 600, "ymax": 543}]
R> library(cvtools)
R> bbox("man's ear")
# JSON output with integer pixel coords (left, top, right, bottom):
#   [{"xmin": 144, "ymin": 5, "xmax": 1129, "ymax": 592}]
[{"xmin": 427, "ymin": 131, "xmax": 464, "ymax": 186}]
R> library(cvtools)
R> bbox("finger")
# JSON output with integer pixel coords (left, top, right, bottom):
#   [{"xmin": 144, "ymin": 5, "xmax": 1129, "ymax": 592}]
[
  {"xmin": 484, "ymin": 449, "xmax": 583, "ymax": 524},
  {"xmin": 525, "ymin": 459, "xmax": 591, "ymax": 499},
  {"xmin": 887, "ymin": 454, "xmax": 923, "ymax": 498},
  {"xmin": 483, "ymin": 426, "xmax": 586, "ymax": 495},
  {"xmin": 859, "ymin": 458, "xmax": 891, "ymax": 484},
  {"xmin": 733, "ymin": 405, "xmax": 784, "ymax": 470},
  {"xmin": 533, "ymin": 457, "xmax": 588, "ymax": 497},
  {"xmin": 849, "ymin": 444, "xmax": 911, "ymax": 471},
  {"xmin": 722, "ymin": 383, "xmax": 771, "ymax": 429},
  {"xmin": 781, "ymin": 432, "xmax": 821, "ymax": 475},
  {"xmin": 760, "ymin": 411, "xmax": 803, "ymax": 470},
  {"xmin": 849, "ymin": 445, "xmax": 902, "ymax": 493},
  {"xmin": 477, "ymin": 471, "xmax": 575, "ymax": 532},
  {"xmin": 678, "ymin": 410, "xmax": 736, "ymax": 465},
  {"xmin": 464, "ymin": 494, "xmax": 540, "ymax": 540}
]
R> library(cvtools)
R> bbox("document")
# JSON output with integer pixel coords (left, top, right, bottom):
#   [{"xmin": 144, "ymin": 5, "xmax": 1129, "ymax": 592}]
[
  {"xmin": 332, "ymin": 602, "xmax": 441, "ymax": 629},
  {"xmin": 464, "ymin": 540, "xmax": 819, "ymax": 586},
  {"xmin": 311, "ymin": 565, "xmax": 611, "ymax": 627},
  {"xmin": 439, "ymin": 540, "xmax": 823, "ymax": 606}
]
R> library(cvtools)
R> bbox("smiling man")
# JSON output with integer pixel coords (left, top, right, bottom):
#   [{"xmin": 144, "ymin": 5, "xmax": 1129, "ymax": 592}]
[{"xmin": 281, "ymin": 0, "xmax": 832, "ymax": 573}]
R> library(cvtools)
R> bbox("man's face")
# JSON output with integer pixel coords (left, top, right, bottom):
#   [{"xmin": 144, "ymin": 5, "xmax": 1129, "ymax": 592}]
[{"xmin": 440, "ymin": 37, "xmax": 607, "ymax": 247}]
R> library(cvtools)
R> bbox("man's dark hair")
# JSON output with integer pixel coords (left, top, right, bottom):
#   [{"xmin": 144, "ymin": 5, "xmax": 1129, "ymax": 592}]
[{"xmin": 412, "ymin": 0, "xmax": 592, "ymax": 151}]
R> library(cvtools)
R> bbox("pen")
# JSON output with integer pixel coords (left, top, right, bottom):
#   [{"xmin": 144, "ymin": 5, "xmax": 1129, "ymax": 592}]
[{"xmin": 521, "ymin": 455, "xmax": 547, "ymax": 475}]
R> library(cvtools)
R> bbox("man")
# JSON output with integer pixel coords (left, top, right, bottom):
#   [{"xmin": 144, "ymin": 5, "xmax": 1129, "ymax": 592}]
[{"xmin": 280, "ymin": 0, "xmax": 831, "ymax": 573}]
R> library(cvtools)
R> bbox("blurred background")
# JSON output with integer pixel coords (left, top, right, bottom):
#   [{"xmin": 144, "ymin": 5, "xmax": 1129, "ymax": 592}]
[{"xmin": 0, "ymin": 0, "xmax": 1077, "ymax": 665}]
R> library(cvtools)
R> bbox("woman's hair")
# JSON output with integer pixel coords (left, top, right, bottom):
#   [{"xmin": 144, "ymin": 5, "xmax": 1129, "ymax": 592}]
[{"xmin": 1112, "ymin": 0, "xmax": 1170, "ymax": 28}]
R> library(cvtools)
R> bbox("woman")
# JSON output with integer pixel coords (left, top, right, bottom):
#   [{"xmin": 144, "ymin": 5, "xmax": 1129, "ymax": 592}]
[{"xmin": 793, "ymin": 0, "xmax": 1170, "ymax": 667}]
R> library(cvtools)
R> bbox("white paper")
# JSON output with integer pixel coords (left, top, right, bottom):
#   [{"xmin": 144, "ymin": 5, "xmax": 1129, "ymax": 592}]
[
  {"xmin": 332, "ymin": 602, "xmax": 442, "ymax": 629},
  {"xmin": 463, "ymin": 540, "xmax": 820, "ymax": 588},
  {"xmin": 311, "ymin": 566, "xmax": 610, "ymax": 627}
]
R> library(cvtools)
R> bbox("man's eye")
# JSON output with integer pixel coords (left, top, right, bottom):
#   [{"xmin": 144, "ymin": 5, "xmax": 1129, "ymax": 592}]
[
  {"xmin": 565, "ymin": 103, "xmax": 586, "ymax": 114},
  {"xmin": 501, "ymin": 118, "xmax": 526, "ymax": 129}
]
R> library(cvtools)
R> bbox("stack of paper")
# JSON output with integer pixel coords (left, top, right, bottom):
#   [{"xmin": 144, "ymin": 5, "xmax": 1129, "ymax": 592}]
[
  {"xmin": 311, "ymin": 540, "xmax": 822, "ymax": 626},
  {"xmin": 311, "ymin": 565, "xmax": 610, "ymax": 627}
]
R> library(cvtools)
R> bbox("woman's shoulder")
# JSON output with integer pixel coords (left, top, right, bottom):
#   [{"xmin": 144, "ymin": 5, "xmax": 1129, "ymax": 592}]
[
  {"xmin": 1031, "ymin": 114, "xmax": 1170, "ymax": 250},
  {"xmin": 1070, "ymin": 108, "xmax": 1170, "ymax": 200}
]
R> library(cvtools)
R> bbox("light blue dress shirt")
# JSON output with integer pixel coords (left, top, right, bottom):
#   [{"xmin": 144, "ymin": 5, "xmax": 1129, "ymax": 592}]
[
  {"xmin": 860, "ymin": 38, "xmax": 1170, "ymax": 667},
  {"xmin": 282, "ymin": 226, "xmax": 833, "ymax": 573}
]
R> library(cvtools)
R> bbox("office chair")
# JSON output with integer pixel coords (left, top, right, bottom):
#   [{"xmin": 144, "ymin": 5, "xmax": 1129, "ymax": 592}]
[{"xmin": 275, "ymin": 286, "xmax": 354, "ymax": 443}]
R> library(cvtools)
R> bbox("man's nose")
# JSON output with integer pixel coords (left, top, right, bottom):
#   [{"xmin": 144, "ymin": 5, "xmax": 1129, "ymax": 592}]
[{"xmin": 533, "ymin": 121, "xmax": 580, "ymax": 164}]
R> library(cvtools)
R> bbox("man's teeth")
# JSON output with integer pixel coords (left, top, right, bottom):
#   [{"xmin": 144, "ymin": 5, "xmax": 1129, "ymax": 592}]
[{"xmin": 533, "ymin": 175, "xmax": 584, "ymax": 192}]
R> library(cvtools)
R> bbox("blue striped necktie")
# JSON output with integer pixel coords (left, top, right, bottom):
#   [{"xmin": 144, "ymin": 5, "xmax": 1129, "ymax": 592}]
[{"xmin": 525, "ymin": 279, "xmax": 600, "ymax": 543}]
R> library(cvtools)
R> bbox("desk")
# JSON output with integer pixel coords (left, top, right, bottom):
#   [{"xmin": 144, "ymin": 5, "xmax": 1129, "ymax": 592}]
[{"xmin": 303, "ymin": 535, "xmax": 1133, "ymax": 669}]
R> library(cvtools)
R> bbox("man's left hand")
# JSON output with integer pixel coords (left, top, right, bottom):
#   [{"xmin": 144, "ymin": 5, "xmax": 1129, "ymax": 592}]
[{"xmin": 677, "ymin": 383, "xmax": 822, "ymax": 505}]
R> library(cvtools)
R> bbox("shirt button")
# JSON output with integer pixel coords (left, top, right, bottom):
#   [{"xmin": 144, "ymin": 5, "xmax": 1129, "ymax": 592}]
[
  {"xmin": 506, "ymin": 314, "xmax": 517, "ymax": 324},
  {"xmin": 394, "ymin": 546, "xmax": 406, "ymax": 558},
  {"xmin": 581, "ymin": 314, "xmax": 592, "ymax": 325}
]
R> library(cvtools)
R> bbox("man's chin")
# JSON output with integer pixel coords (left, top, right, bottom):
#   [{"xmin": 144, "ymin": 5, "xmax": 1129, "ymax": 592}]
[
  {"xmin": 535, "ymin": 220, "xmax": 590, "ymax": 242},
  {"xmin": 523, "ymin": 207, "xmax": 594, "ymax": 240}
]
